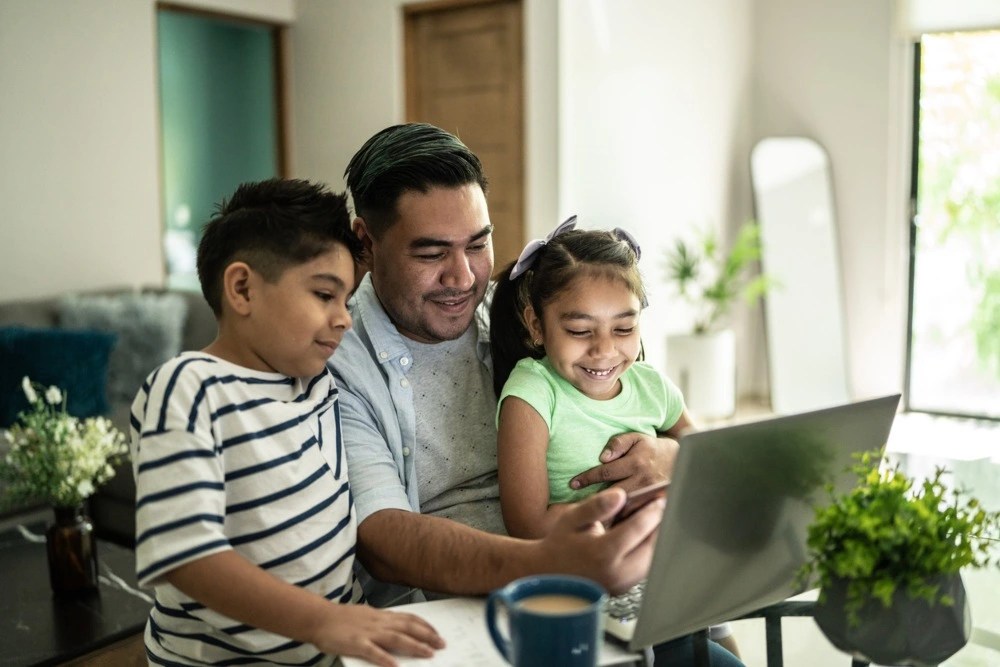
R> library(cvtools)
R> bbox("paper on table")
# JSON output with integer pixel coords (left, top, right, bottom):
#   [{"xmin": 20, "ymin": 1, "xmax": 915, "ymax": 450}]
[{"xmin": 338, "ymin": 597, "xmax": 641, "ymax": 667}]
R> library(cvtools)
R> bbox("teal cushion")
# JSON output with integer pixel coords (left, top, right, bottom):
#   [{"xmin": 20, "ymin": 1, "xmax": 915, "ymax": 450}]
[{"xmin": 0, "ymin": 326, "xmax": 117, "ymax": 427}]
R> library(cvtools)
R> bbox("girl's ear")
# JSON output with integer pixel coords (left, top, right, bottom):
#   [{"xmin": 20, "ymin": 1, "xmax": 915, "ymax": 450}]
[
  {"xmin": 523, "ymin": 304, "xmax": 543, "ymax": 344},
  {"xmin": 222, "ymin": 262, "xmax": 254, "ymax": 317}
]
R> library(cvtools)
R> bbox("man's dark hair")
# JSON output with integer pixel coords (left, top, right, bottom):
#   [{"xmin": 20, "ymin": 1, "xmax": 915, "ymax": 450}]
[
  {"xmin": 196, "ymin": 178, "xmax": 364, "ymax": 315},
  {"xmin": 344, "ymin": 123, "xmax": 488, "ymax": 238}
]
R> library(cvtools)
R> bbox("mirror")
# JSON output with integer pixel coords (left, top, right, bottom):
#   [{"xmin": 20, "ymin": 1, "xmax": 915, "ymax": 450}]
[{"xmin": 751, "ymin": 137, "xmax": 851, "ymax": 414}]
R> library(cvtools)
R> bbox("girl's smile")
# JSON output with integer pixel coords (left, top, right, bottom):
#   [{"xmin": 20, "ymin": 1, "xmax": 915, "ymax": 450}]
[{"xmin": 527, "ymin": 273, "xmax": 643, "ymax": 401}]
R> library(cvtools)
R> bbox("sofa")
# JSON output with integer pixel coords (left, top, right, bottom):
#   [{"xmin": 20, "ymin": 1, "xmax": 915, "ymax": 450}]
[{"xmin": 0, "ymin": 287, "xmax": 216, "ymax": 545}]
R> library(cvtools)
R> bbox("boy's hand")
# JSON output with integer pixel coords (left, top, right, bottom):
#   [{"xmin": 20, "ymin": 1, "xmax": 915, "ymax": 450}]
[
  {"xmin": 569, "ymin": 432, "xmax": 678, "ymax": 493},
  {"xmin": 314, "ymin": 605, "xmax": 445, "ymax": 667}
]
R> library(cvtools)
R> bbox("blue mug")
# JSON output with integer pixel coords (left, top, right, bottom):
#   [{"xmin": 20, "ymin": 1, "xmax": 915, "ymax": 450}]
[{"xmin": 486, "ymin": 574, "xmax": 608, "ymax": 667}]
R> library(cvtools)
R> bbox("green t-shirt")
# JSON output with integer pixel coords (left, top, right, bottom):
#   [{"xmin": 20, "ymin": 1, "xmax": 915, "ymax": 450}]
[{"xmin": 497, "ymin": 357, "xmax": 685, "ymax": 504}]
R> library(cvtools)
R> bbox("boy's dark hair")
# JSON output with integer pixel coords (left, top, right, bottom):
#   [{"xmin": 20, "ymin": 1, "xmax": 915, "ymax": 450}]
[
  {"xmin": 196, "ymin": 178, "xmax": 364, "ymax": 315},
  {"xmin": 489, "ymin": 229, "xmax": 646, "ymax": 397},
  {"xmin": 344, "ymin": 123, "xmax": 488, "ymax": 239}
]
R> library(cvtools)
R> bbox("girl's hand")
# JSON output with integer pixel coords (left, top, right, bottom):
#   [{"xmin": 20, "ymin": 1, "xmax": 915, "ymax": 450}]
[
  {"xmin": 312, "ymin": 605, "xmax": 445, "ymax": 667},
  {"xmin": 568, "ymin": 432, "xmax": 678, "ymax": 493}
]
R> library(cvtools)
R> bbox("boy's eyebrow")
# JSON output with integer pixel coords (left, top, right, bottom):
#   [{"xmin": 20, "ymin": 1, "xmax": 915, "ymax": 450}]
[
  {"xmin": 560, "ymin": 309, "xmax": 640, "ymax": 321},
  {"xmin": 313, "ymin": 273, "xmax": 348, "ymax": 290},
  {"xmin": 410, "ymin": 224, "xmax": 494, "ymax": 249}
]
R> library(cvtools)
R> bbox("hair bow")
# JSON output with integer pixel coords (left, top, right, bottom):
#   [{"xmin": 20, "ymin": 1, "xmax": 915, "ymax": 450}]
[
  {"xmin": 613, "ymin": 227, "xmax": 642, "ymax": 261},
  {"xmin": 509, "ymin": 215, "xmax": 578, "ymax": 280}
]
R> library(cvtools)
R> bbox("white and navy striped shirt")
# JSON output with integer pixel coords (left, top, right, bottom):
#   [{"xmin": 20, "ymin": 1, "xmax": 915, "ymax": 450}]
[{"xmin": 130, "ymin": 352, "xmax": 361, "ymax": 665}]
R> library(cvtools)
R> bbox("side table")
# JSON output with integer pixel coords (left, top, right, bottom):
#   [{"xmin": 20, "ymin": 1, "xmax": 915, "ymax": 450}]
[{"xmin": 0, "ymin": 521, "xmax": 151, "ymax": 666}]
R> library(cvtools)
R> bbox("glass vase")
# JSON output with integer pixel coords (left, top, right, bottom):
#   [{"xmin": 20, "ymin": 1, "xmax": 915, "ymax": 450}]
[{"xmin": 46, "ymin": 504, "xmax": 99, "ymax": 596}]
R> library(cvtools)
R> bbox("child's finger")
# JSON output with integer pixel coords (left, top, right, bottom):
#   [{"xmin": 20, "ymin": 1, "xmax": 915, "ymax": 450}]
[
  {"xmin": 376, "ymin": 630, "xmax": 439, "ymax": 658},
  {"xmin": 355, "ymin": 641, "xmax": 398, "ymax": 667},
  {"xmin": 385, "ymin": 611, "xmax": 446, "ymax": 648}
]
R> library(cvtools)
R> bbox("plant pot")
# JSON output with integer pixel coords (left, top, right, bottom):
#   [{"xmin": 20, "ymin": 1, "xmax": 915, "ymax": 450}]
[
  {"xmin": 665, "ymin": 329, "xmax": 735, "ymax": 419},
  {"xmin": 814, "ymin": 574, "xmax": 971, "ymax": 666},
  {"xmin": 46, "ymin": 505, "xmax": 99, "ymax": 596}
]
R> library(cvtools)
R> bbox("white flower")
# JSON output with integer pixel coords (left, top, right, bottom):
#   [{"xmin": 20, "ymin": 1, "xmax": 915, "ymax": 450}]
[
  {"xmin": 76, "ymin": 480, "xmax": 95, "ymax": 499},
  {"xmin": 21, "ymin": 377, "xmax": 38, "ymax": 404},
  {"xmin": 45, "ymin": 386, "xmax": 62, "ymax": 405}
]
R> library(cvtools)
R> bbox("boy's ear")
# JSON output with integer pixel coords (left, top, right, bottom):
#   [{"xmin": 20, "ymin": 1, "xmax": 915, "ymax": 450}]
[
  {"xmin": 222, "ymin": 262, "xmax": 254, "ymax": 316},
  {"xmin": 523, "ymin": 304, "xmax": 543, "ymax": 343}
]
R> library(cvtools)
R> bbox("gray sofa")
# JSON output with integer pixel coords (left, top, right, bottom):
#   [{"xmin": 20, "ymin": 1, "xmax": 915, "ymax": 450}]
[{"xmin": 0, "ymin": 287, "xmax": 216, "ymax": 545}]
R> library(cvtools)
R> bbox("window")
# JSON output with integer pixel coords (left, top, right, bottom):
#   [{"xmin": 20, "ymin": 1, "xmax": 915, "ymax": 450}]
[{"xmin": 906, "ymin": 31, "xmax": 1000, "ymax": 420}]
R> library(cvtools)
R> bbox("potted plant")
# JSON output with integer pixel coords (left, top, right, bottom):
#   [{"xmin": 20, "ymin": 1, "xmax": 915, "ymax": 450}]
[
  {"xmin": 663, "ymin": 221, "xmax": 772, "ymax": 418},
  {"xmin": 0, "ymin": 377, "xmax": 128, "ymax": 595},
  {"xmin": 799, "ymin": 451, "xmax": 1000, "ymax": 665}
]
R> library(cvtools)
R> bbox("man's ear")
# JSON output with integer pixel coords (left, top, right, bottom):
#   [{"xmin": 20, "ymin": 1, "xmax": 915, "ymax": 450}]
[
  {"xmin": 353, "ymin": 217, "xmax": 375, "ymax": 254},
  {"xmin": 524, "ymin": 304, "xmax": 543, "ymax": 343},
  {"xmin": 222, "ymin": 262, "xmax": 254, "ymax": 316}
]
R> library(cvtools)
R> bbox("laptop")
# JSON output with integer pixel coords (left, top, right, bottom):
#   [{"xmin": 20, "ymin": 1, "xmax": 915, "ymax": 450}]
[{"xmin": 605, "ymin": 394, "xmax": 901, "ymax": 652}]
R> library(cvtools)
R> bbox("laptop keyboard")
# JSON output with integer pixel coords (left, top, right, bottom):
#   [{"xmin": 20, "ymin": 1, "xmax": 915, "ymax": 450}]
[{"xmin": 604, "ymin": 581, "xmax": 646, "ymax": 642}]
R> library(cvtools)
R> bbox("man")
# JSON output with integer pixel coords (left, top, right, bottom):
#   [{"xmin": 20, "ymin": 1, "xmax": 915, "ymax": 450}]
[{"xmin": 329, "ymin": 123, "xmax": 743, "ymax": 666}]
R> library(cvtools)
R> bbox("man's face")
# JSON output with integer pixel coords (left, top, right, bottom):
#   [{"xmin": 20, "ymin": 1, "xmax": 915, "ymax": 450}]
[{"xmin": 364, "ymin": 184, "xmax": 494, "ymax": 343}]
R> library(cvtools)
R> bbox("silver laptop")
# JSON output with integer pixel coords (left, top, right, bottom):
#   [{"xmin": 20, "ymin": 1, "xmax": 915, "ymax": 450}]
[{"xmin": 605, "ymin": 394, "xmax": 901, "ymax": 651}]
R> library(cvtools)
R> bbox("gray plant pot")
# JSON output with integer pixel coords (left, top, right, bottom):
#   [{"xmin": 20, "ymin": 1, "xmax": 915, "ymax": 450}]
[{"xmin": 814, "ymin": 573, "xmax": 971, "ymax": 666}]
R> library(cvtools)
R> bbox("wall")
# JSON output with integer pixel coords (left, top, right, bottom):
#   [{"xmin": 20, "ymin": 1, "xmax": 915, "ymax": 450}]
[
  {"xmin": 0, "ymin": 0, "xmax": 295, "ymax": 303},
  {"xmin": 0, "ymin": 1, "xmax": 163, "ymax": 301},
  {"xmin": 752, "ymin": 0, "xmax": 908, "ymax": 401},
  {"xmin": 559, "ymin": 0, "xmax": 757, "ymax": 385}
]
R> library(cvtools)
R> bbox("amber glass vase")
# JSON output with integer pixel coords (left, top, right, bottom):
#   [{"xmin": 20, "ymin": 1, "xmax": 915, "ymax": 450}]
[{"xmin": 46, "ymin": 505, "xmax": 99, "ymax": 596}]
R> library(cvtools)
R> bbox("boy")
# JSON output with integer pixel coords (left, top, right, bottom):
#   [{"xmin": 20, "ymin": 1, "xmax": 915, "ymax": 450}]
[{"xmin": 129, "ymin": 179, "xmax": 443, "ymax": 666}]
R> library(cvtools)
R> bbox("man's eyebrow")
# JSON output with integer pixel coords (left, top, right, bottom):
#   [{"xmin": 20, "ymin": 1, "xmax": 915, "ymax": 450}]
[{"xmin": 410, "ymin": 224, "xmax": 494, "ymax": 249}]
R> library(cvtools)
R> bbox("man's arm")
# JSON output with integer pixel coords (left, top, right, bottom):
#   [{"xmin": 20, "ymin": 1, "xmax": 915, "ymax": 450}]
[
  {"xmin": 569, "ymin": 432, "xmax": 679, "ymax": 493},
  {"xmin": 356, "ymin": 487, "xmax": 663, "ymax": 597}
]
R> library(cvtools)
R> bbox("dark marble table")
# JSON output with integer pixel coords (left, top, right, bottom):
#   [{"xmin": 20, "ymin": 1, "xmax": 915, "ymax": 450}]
[{"xmin": 0, "ymin": 521, "xmax": 151, "ymax": 666}]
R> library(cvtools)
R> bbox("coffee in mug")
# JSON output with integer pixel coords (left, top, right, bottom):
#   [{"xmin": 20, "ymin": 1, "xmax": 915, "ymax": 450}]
[
  {"xmin": 486, "ymin": 574, "xmax": 607, "ymax": 667},
  {"xmin": 516, "ymin": 593, "xmax": 593, "ymax": 614}
]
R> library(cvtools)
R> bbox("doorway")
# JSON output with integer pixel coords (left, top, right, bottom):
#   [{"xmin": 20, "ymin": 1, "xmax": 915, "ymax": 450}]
[
  {"xmin": 157, "ymin": 6, "xmax": 287, "ymax": 290},
  {"xmin": 404, "ymin": 0, "xmax": 525, "ymax": 270}
]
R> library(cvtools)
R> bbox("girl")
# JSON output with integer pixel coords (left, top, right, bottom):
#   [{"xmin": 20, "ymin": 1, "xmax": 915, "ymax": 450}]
[{"xmin": 489, "ymin": 216, "xmax": 741, "ymax": 661}]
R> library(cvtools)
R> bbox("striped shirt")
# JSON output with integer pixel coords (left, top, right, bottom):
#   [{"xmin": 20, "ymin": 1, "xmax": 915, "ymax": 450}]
[{"xmin": 130, "ymin": 352, "xmax": 361, "ymax": 665}]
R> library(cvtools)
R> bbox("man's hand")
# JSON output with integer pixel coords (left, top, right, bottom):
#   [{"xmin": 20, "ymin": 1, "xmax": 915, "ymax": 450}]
[
  {"xmin": 537, "ymin": 487, "xmax": 665, "ymax": 595},
  {"xmin": 569, "ymin": 432, "xmax": 679, "ymax": 494}
]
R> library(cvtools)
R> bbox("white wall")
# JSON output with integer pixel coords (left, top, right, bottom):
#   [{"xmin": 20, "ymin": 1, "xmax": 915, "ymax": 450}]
[
  {"xmin": 0, "ymin": 1, "xmax": 163, "ymax": 301},
  {"xmin": 752, "ymin": 0, "xmax": 908, "ymax": 401},
  {"xmin": 559, "ymin": 0, "xmax": 756, "ymax": 385}
]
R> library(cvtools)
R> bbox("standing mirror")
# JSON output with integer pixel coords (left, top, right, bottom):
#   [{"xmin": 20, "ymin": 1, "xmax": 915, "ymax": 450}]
[{"xmin": 751, "ymin": 137, "xmax": 851, "ymax": 414}]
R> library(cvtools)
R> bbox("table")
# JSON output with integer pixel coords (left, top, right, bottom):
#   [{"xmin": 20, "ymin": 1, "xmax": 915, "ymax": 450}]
[{"xmin": 0, "ymin": 521, "xmax": 151, "ymax": 666}]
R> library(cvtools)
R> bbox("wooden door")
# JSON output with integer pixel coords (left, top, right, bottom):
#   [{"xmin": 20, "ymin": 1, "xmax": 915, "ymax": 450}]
[{"xmin": 404, "ymin": 0, "xmax": 524, "ymax": 271}]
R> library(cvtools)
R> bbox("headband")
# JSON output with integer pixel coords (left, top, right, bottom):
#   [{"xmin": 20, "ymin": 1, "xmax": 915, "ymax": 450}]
[{"xmin": 509, "ymin": 216, "xmax": 642, "ymax": 280}]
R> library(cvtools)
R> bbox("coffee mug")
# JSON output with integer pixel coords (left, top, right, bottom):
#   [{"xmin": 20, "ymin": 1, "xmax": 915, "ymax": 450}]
[{"xmin": 486, "ymin": 574, "xmax": 608, "ymax": 667}]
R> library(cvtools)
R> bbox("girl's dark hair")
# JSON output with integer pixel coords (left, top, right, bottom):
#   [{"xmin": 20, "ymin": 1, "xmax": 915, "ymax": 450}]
[{"xmin": 489, "ymin": 229, "xmax": 646, "ymax": 396}]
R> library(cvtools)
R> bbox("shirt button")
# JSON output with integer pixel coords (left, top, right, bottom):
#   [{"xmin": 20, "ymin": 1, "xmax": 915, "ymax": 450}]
[
  {"xmin": 402, "ymin": 447, "xmax": 411, "ymax": 457},
  {"xmin": 400, "ymin": 378, "xmax": 410, "ymax": 388},
  {"xmin": 379, "ymin": 351, "xmax": 388, "ymax": 359},
  {"xmin": 400, "ymin": 357, "xmax": 410, "ymax": 366}
]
